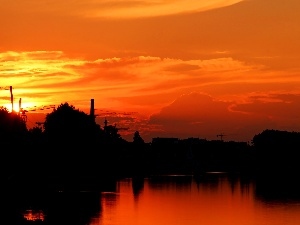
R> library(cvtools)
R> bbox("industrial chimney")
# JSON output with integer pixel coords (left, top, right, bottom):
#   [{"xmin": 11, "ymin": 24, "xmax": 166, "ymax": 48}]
[{"xmin": 90, "ymin": 99, "xmax": 95, "ymax": 122}]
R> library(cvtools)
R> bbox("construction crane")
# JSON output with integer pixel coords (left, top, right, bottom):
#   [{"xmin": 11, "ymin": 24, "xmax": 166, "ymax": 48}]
[
  {"xmin": 18, "ymin": 98, "xmax": 28, "ymax": 123},
  {"xmin": 18, "ymin": 104, "xmax": 55, "ymax": 127},
  {"xmin": 217, "ymin": 133, "xmax": 226, "ymax": 141},
  {"xmin": 18, "ymin": 97, "xmax": 56, "ymax": 124},
  {"xmin": 1, "ymin": 86, "xmax": 56, "ymax": 128},
  {"xmin": 103, "ymin": 118, "xmax": 129, "ymax": 134}
]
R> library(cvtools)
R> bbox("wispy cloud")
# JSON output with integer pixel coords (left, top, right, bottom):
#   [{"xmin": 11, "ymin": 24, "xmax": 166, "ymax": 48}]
[
  {"xmin": 2, "ymin": 0, "xmax": 243, "ymax": 19},
  {"xmin": 83, "ymin": 0, "xmax": 244, "ymax": 19},
  {"xmin": 1, "ymin": 51, "xmax": 299, "ymax": 110},
  {"xmin": 0, "ymin": 51, "xmax": 84, "ymax": 87}
]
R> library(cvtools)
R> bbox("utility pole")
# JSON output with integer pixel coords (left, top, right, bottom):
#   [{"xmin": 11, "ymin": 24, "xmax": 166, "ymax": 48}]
[{"xmin": 9, "ymin": 86, "xmax": 13, "ymax": 112}]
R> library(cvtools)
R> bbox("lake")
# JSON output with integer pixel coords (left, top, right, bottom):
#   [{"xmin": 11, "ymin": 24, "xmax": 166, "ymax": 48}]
[{"xmin": 4, "ymin": 173, "xmax": 300, "ymax": 225}]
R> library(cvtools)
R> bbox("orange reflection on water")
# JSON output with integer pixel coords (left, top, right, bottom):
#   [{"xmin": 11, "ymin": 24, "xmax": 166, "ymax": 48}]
[
  {"xmin": 23, "ymin": 209, "xmax": 45, "ymax": 221},
  {"xmin": 90, "ymin": 176, "xmax": 300, "ymax": 225}
]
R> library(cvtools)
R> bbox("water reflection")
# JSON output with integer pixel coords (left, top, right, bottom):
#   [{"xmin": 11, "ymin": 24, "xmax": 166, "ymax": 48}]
[
  {"xmin": 23, "ymin": 209, "xmax": 46, "ymax": 222},
  {"xmin": 3, "ymin": 190, "xmax": 102, "ymax": 225},
  {"xmin": 255, "ymin": 174, "xmax": 300, "ymax": 203},
  {"xmin": 132, "ymin": 176, "xmax": 144, "ymax": 200},
  {"xmin": 4, "ymin": 174, "xmax": 300, "ymax": 225},
  {"xmin": 91, "ymin": 174, "xmax": 300, "ymax": 225}
]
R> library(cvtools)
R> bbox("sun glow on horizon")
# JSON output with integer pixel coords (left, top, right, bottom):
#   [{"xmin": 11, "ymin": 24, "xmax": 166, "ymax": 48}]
[{"xmin": 1, "ymin": 100, "xmax": 54, "ymax": 114}]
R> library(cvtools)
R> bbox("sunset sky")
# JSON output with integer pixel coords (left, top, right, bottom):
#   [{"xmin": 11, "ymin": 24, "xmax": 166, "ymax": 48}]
[{"xmin": 1, "ymin": 0, "xmax": 300, "ymax": 142}]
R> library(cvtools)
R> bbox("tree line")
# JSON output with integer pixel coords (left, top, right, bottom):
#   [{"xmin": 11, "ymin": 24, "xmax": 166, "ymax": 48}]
[{"xmin": 1, "ymin": 102, "xmax": 300, "ymax": 190}]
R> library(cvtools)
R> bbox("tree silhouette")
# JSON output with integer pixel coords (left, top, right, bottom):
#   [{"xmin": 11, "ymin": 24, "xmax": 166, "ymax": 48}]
[
  {"xmin": 252, "ymin": 129, "xmax": 300, "ymax": 174},
  {"xmin": 0, "ymin": 106, "xmax": 27, "ymax": 145},
  {"xmin": 133, "ymin": 131, "xmax": 145, "ymax": 144},
  {"xmin": 0, "ymin": 107, "xmax": 28, "ymax": 181},
  {"xmin": 103, "ymin": 124, "xmax": 122, "ymax": 141},
  {"xmin": 42, "ymin": 102, "xmax": 106, "ymax": 180},
  {"xmin": 43, "ymin": 102, "xmax": 100, "ymax": 145}
]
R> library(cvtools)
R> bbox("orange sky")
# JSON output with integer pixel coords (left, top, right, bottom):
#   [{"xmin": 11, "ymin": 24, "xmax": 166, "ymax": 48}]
[{"xmin": 1, "ymin": 0, "xmax": 300, "ymax": 142}]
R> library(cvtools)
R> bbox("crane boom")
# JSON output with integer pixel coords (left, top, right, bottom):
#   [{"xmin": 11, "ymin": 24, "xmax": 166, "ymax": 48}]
[{"xmin": 217, "ymin": 133, "xmax": 226, "ymax": 141}]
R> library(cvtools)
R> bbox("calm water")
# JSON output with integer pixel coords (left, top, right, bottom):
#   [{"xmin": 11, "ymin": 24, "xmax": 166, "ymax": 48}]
[{"xmin": 5, "ymin": 173, "xmax": 300, "ymax": 225}]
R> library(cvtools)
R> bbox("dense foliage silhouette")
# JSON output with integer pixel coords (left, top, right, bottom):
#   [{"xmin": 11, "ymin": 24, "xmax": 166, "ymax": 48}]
[
  {"xmin": 0, "ymin": 106, "xmax": 27, "ymax": 145},
  {"xmin": 44, "ymin": 102, "xmax": 101, "ymax": 144},
  {"xmin": 2, "ymin": 102, "xmax": 300, "ymax": 191},
  {"xmin": 0, "ymin": 107, "xmax": 28, "ymax": 184},
  {"xmin": 252, "ymin": 129, "xmax": 300, "ymax": 175}
]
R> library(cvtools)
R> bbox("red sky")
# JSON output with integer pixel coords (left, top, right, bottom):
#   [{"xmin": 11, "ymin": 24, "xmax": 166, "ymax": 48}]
[{"xmin": 1, "ymin": 0, "xmax": 300, "ymax": 142}]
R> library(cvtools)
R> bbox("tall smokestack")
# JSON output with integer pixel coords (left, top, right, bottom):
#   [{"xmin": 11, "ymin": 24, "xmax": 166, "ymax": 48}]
[{"xmin": 90, "ymin": 99, "xmax": 95, "ymax": 121}]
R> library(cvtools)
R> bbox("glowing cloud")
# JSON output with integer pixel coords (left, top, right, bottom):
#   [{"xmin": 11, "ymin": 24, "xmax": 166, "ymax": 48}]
[
  {"xmin": 2, "ymin": 50, "xmax": 300, "ymax": 141},
  {"xmin": 0, "ymin": 0, "xmax": 243, "ymax": 19},
  {"xmin": 1, "ymin": 50, "xmax": 298, "ymax": 113},
  {"xmin": 84, "ymin": 0, "xmax": 244, "ymax": 19}
]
